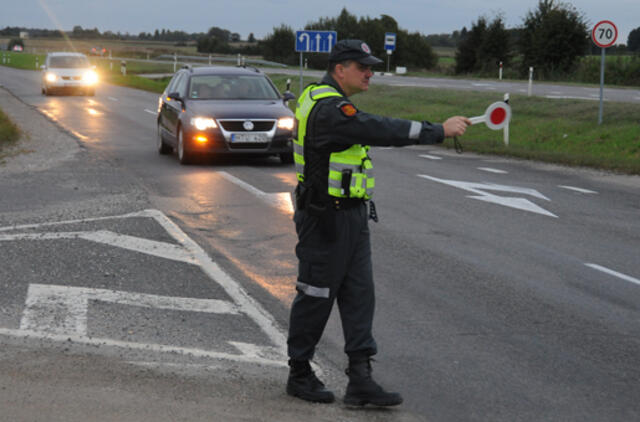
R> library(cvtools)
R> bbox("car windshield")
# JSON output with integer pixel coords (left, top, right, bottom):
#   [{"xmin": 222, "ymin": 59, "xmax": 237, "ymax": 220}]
[
  {"xmin": 49, "ymin": 56, "xmax": 90, "ymax": 68},
  {"xmin": 188, "ymin": 75, "xmax": 279, "ymax": 100}
]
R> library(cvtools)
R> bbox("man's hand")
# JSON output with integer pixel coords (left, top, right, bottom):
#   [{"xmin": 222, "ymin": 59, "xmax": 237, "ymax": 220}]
[{"xmin": 443, "ymin": 116, "xmax": 472, "ymax": 138}]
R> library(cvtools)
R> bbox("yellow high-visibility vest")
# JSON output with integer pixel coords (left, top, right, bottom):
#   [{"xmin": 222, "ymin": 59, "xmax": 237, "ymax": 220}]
[{"xmin": 294, "ymin": 84, "xmax": 374, "ymax": 199}]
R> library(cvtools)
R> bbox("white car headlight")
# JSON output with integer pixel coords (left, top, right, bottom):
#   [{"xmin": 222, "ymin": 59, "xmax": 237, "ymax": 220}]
[
  {"xmin": 82, "ymin": 70, "xmax": 98, "ymax": 85},
  {"xmin": 277, "ymin": 117, "xmax": 295, "ymax": 130},
  {"xmin": 191, "ymin": 117, "xmax": 217, "ymax": 130},
  {"xmin": 45, "ymin": 73, "xmax": 57, "ymax": 83}
]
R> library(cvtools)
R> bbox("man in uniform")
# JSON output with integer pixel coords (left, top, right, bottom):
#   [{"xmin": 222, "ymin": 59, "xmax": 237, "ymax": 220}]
[{"xmin": 286, "ymin": 39, "xmax": 471, "ymax": 406}]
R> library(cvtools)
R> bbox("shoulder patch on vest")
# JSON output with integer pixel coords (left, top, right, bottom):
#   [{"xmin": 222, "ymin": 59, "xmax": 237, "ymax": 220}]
[{"xmin": 338, "ymin": 101, "xmax": 358, "ymax": 117}]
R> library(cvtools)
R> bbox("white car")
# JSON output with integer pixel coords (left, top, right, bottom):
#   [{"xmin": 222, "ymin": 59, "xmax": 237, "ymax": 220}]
[{"xmin": 41, "ymin": 52, "xmax": 98, "ymax": 96}]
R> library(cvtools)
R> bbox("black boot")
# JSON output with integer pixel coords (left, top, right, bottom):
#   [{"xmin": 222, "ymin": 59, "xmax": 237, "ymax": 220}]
[
  {"xmin": 344, "ymin": 358, "xmax": 403, "ymax": 407},
  {"xmin": 286, "ymin": 359, "xmax": 335, "ymax": 403}
]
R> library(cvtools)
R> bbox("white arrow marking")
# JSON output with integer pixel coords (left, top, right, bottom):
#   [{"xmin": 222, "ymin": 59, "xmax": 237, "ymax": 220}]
[
  {"xmin": 315, "ymin": 33, "xmax": 321, "ymax": 52},
  {"xmin": 417, "ymin": 174, "xmax": 557, "ymax": 218},
  {"xmin": 327, "ymin": 33, "xmax": 333, "ymax": 49},
  {"xmin": 299, "ymin": 33, "xmax": 310, "ymax": 51}
]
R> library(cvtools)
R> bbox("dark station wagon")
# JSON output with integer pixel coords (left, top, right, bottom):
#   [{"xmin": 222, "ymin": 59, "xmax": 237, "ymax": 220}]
[{"xmin": 156, "ymin": 65, "xmax": 296, "ymax": 165}]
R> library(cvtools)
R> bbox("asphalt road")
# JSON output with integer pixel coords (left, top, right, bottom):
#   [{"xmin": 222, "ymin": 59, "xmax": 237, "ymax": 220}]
[{"xmin": 1, "ymin": 66, "xmax": 639, "ymax": 421}]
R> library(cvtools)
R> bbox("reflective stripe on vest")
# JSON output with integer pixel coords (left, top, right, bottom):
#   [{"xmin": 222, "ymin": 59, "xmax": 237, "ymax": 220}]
[{"xmin": 294, "ymin": 84, "xmax": 375, "ymax": 200}]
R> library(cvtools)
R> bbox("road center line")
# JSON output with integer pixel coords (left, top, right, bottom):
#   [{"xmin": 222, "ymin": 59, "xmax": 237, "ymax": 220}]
[
  {"xmin": 558, "ymin": 185, "xmax": 597, "ymax": 194},
  {"xmin": 144, "ymin": 109, "xmax": 156, "ymax": 115},
  {"xmin": 108, "ymin": 96, "xmax": 119, "ymax": 101},
  {"xmin": 419, "ymin": 154, "xmax": 442, "ymax": 160},
  {"xmin": 585, "ymin": 263, "xmax": 640, "ymax": 287},
  {"xmin": 478, "ymin": 167, "xmax": 508, "ymax": 174}
]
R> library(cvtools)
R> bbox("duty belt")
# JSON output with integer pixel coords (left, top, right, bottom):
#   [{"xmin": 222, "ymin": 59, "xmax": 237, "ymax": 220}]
[{"xmin": 331, "ymin": 197, "xmax": 365, "ymax": 211}]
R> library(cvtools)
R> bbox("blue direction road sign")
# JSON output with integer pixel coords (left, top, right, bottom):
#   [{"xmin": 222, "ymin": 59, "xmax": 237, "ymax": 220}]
[
  {"xmin": 295, "ymin": 30, "xmax": 337, "ymax": 53},
  {"xmin": 384, "ymin": 32, "xmax": 396, "ymax": 51}
]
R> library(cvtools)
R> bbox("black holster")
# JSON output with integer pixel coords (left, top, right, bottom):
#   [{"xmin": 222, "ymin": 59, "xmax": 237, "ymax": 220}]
[{"xmin": 295, "ymin": 183, "xmax": 336, "ymax": 242}]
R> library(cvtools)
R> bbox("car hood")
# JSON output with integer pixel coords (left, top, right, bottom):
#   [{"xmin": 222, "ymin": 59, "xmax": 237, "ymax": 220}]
[{"xmin": 187, "ymin": 100, "xmax": 294, "ymax": 120}]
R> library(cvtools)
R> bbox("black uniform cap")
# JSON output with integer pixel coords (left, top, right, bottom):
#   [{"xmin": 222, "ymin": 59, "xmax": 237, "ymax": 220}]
[{"xmin": 328, "ymin": 39, "xmax": 383, "ymax": 66}]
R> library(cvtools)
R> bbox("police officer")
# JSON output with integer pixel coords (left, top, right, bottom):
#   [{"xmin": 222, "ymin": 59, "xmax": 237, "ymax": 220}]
[{"xmin": 286, "ymin": 39, "xmax": 471, "ymax": 406}]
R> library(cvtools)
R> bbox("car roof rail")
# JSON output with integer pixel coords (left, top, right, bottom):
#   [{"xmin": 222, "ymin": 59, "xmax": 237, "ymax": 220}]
[{"xmin": 237, "ymin": 64, "xmax": 261, "ymax": 73}]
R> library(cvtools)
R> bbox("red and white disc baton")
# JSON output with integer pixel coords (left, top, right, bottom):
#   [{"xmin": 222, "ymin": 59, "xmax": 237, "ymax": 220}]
[{"xmin": 469, "ymin": 102, "xmax": 512, "ymax": 130}]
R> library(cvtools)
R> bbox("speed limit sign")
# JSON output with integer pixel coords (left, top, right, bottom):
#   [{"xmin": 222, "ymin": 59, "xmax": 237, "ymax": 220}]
[{"xmin": 592, "ymin": 20, "xmax": 618, "ymax": 48}]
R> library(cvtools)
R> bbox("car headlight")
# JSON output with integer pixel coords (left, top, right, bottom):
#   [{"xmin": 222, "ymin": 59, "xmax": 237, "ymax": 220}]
[
  {"xmin": 45, "ymin": 73, "xmax": 57, "ymax": 83},
  {"xmin": 190, "ymin": 117, "xmax": 217, "ymax": 130},
  {"xmin": 277, "ymin": 117, "xmax": 295, "ymax": 130},
  {"xmin": 82, "ymin": 70, "xmax": 98, "ymax": 85}
]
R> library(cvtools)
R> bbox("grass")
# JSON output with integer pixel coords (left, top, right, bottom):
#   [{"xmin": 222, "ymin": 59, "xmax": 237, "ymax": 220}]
[
  {"xmin": 0, "ymin": 107, "xmax": 21, "ymax": 156},
  {"xmin": 102, "ymin": 73, "xmax": 171, "ymax": 93}
]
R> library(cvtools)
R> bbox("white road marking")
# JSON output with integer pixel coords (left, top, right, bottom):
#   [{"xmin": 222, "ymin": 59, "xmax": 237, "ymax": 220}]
[
  {"xmin": 472, "ymin": 83, "xmax": 491, "ymax": 87},
  {"xmin": 585, "ymin": 263, "xmax": 640, "ymax": 287},
  {"xmin": 550, "ymin": 91, "xmax": 564, "ymax": 95},
  {"xmin": 478, "ymin": 167, "xmax": 508, "ymax": 174},
  {"xmin": 0, "ymin": 230, "xmax": 196, "ymax": 264},
  {"xmin": 418, "ymin": 174, "xmax": 557, "ymax": 217},
  {"xmin": 419, "ymin": 154, "xmax": 443, "ymax": 160},
  {"xmin": 0, "ymin": 209, "xmax": 289, "ymax": 366},
  {"xmin": 558, "ymin": 185, "xmax": 598, "ymax": 194},
  {"xmin": 108, "ymin": 96, "xmax": 119, "ymax": 101},
  {"xmin": 144, "ymin": 109, "xmax": 156, "ymax": 115},
  {"xmin": 0, "ymin": 328, "xmax": 286, "ymax": 367},
  {"xmin": 218, "ymin": 171, "xmax": 293, "ymax": 214},
  {"xmin": 20, "ymin": 284, "xmax": 239, "ymax": 335}
]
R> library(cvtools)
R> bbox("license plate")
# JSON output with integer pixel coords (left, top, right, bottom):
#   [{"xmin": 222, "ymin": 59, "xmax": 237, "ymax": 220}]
[{"xmin": 230, "ymin": 132, "xmax": 268, "ymax": 143}]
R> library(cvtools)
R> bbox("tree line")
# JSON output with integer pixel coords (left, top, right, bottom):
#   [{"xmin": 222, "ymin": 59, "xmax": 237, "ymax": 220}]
[
  {"xmin": 260, "ymin": 8, "xmax": 437, "ymax": 70},
  {"xmin": 449, "ymin": 0, "xmax": 639, "ymax": 82}
]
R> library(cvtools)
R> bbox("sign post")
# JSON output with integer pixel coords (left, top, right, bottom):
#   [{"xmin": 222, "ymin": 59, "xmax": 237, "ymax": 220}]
[
  {"xmin": 384, "ymin": 33, "xmax": 396, "ymax": 74},
  {"xmin": 295, "ymin": 30, "xmax": 337, "ymax": 94},
  {"xmin": 592, "ymin": 20, "xmax": 618, "ymax": 125}
]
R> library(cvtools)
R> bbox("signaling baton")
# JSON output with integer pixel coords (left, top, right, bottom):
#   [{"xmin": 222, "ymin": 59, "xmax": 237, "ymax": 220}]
[{"xmin": 468, "ymin": 101, "xmax": 512, "ymax": 130}]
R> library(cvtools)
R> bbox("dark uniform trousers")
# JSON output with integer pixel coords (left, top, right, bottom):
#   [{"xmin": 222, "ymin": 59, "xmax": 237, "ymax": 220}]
[{"xmin": 287, "ymin": 201, "xmax": 378, "ymax": 361}]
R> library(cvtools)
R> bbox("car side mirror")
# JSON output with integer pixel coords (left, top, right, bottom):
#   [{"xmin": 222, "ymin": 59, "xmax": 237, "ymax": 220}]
[
  {"xmin": 282, "ymin": 91, "xmax": 296, "ymax": 103},
  {"xmin": 168, "ymin": 92, "xmax": 183, "ymax": 103}
]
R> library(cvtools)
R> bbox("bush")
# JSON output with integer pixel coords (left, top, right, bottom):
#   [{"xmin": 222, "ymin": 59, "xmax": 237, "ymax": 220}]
[
  {"xmin": 518, "ymin": 0, "xmax": 590, "ymax": 78},
  {"xmin": 7, "ymin": 38, "xmax": 24, "ymax": 51},
  {"xmin": 573, "ymin": 55, "xmax": 640, "ymax": 86},
  {"xmin": 260, "ymin": 25, "xmax": 297, "ymax": 66}
]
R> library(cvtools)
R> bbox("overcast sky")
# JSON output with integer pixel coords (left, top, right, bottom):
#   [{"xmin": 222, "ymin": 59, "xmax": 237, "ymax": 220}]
[{"xmin": 1, "ymin": 1, "xmax": 635, "ymax": 45}]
